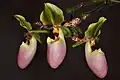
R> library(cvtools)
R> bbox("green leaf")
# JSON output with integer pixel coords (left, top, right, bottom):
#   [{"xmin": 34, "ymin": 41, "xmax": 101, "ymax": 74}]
[
  {"xmin": 32, "ymin": 34, "xmax": 42, "ymax": 44},
  {"xmin": 40, "ymin": 3, "xmax": 64, "ymax": 25},
  {"xmin": 95, "ymin": 37, "xmax": 100, "ymax": 43},
  {"xmin": 111, "ymin": 0, "xmax": 120, "ymax": 3},
  {"xmin": 70, "ymin": 27, "xmax": 83, "ymax": 36},
  {"xmin": 14, "ymin": 15, "xmax": 32, "ymax": 31},
  {"xmin": 70, "ymin": 27, "xmax": 78, "ymax": 36},
  {"xmin": 94, "ymin": 30, "xmax": 101, "ymax": 43},
  {"xmin": 75, "ymin": 27, "xmax": 83, "ymax": 34},
  {"xmin": 61, "ymin": 26, "xmax": 82, "ymax": 38},
  {"xmin": 40, "ymin": 11, "xmax": 53, "ymax": 25},
  {"xmin": 96, "ymin": 30, "xmax": 101, "ymax": 37},
  {"xmin": 88, "ymin": 0, "xmax": 106, "ymax": 4},
  {"xmin": 61, "ymin": 27, "xmax": 72, "ymax": 37},
  {"xmin": 30, "ymin": 30, "xmax": 49, "ymax": 33},
  {"xmin": 85, "ymin": 17, "xmax": 107, "ymax": 38},
  {"xmin": 72, "ymin": 41, "xmax": 83, "ymax": 48}
]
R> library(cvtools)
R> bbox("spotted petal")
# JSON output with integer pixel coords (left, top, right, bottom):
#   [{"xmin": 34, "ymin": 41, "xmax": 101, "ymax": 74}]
[
  {"xmin": 47, "ymin": 28, "xmax": 66, "ymax": 69},
  {"xmin": 18, "ymin": 36, "xmax": 37, "ymax": 69},
  {"xmin": 85, "ymin": 41, "xmax": 108, "ymax": 78}
]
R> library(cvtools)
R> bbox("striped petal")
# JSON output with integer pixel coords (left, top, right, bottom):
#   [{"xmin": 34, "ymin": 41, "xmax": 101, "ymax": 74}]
[
  {"xmin": 18, "ymin": 36, "xmax": 37, "ymax": 69},
  {"xmin": 47, "ymin": 28, "xmax": 66, "ymax": 69},
  {"xmin": 85, "ymin": 41, "xmax": 108, "ymax": 78}
]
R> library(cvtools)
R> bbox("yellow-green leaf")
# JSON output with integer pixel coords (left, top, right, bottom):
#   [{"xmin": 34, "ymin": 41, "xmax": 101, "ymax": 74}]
[
  {"xmin": 30, "ymin": 30, "xmax": 49, "ymax": 34},
  {"xmin": 72, "ymin": 41, "xmax": 83, "ymax": 48},
  {"xmin": 85, "ymin": 17, "xmax": 107, "ymax": 38},
  {"xmin": 61, "ymin": 27, "xmax": 72, "ymax": 37},
  {"xmin": 14, "ymin": 15, "xmax": 32, "ymax": 31},
  {"xmin": 40, "ymin": 3, "xmax": 64, "ymax": 25},
  {"xmin": 32, "ymin": 34, "xmax": 42, "ymax": 44}
]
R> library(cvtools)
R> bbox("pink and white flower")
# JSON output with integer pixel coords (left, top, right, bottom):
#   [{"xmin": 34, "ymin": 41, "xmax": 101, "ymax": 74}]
[
  {"xmin": 47, "ymin": 28, "xmax": 66, "ymax": 69},
  {"xmin": 85, "ymin": 41, "xmax": 108, "ymax": 78},
  {"xmin": 18, "ymin": 36, "xmax": 37, "ymax": 69}
]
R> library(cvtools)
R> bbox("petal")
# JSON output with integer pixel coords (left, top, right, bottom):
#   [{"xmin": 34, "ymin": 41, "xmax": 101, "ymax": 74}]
[
  {"xmin": 18, "ymin": 36, "xmax": 37, "ymax": 69},
  {"xmin": 85, "ymin": 42, "xmax": 108, "ymax": 78},
  {"xmin": 47, "ymin": 28, "xmax": 66, "ymax": 69}
]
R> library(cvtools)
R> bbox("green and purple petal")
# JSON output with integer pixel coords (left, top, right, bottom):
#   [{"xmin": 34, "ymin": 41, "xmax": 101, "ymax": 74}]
[
  {"xmin": 18, "ymin": 36, "xmax": 37, "ymax": 69},
  {"xmin": 47, "ymin": 28, "xmax": 66, "ymax": 69},
  {"xmin": 85, "ymin": 41, "xmax": 108, "ymax": 78}
]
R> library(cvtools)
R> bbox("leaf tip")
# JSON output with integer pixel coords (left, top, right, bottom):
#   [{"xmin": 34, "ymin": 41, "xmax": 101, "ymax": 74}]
[{"xmin": 99, "ymin": 17, "xmax": 107, "ymax": 22}]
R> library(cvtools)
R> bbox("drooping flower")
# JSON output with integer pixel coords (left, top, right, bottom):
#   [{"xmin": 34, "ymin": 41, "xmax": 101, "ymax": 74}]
[
  {"xmin": 18, "ymin": 36, "xmax": 37, "ymax": 69},
  {"xmin": 47, "ymin": 27, "xmax": 66, "ymax": 69},
  {"xmin": 85, "ymin": 41, "xmax": 108, "ymax": 78}
]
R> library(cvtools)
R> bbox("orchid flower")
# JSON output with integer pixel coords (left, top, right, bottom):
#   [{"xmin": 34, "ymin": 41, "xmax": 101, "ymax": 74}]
[
  {"xmin": 39, "ymin": 3, "xmax": 67, "ymax": 69},
  {"xmin": 14, "ymin": 15, "xmax": 37, "ymax": 69},
  {"xmin": 18, "ymin": 36, "xmax": 37, "ymax": 69},
  {"xmin": 47, "ymin": 27, "xmax": 66, "ymax": 69},
  {"xmin": 13, "ymin": 2, "xmax": 112, "ymax": 79},
  {"xmin": 14, "ymin": 15, "xmax": 49, "ymax": 69},
  {"xmin": 85, "ymin": 41, "xmax": 108, "ymax": 78}
]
